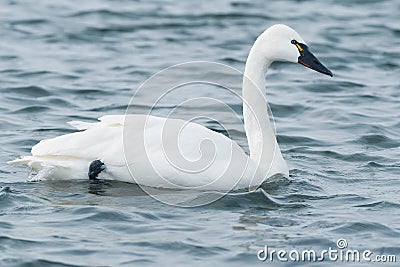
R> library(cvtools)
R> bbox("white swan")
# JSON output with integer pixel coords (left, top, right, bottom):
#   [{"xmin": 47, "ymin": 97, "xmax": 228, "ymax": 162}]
[{"xmin": 9, "ymin": 24, "xmax": 332, "ymax": 191}]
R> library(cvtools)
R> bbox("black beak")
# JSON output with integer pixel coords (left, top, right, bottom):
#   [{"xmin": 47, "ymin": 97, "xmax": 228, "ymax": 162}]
[{"xmin": 295, "ymin": 42, "xmax": 333, "ymax": 77}]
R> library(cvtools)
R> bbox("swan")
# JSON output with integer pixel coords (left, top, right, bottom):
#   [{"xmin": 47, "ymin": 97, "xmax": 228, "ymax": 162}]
[{"xmin": 9, "ymin": 24, "xmax": 332, "ymax": 191}]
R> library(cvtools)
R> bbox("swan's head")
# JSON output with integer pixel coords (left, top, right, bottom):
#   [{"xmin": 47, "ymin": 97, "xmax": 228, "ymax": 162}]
[{"xmin": 257, "ymin": 24, "xmax": 333, "ymax": 76}]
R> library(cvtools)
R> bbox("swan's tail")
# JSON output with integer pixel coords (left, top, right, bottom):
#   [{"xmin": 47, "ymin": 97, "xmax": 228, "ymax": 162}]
[
  {"xmin": 8, "ymin": 156, "xmax": 90, "ymax": 181},
  {"xmin": 8, "ymin": 156, "xmax": 34, "ymax": 166},
  {"xmin": 8, "ymin": 156, "xmax": 52, "ymax": 181}
]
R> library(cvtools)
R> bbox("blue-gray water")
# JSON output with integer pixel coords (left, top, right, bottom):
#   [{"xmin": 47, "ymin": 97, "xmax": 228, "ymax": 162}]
[{"xmin": 1, "ymin": 0, "xmax": 399, "ymax": 266}]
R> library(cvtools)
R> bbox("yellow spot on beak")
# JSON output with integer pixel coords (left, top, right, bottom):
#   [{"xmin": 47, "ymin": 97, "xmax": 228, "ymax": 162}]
[{"xmin": 295, "ymin": 43, "xmax": 303, "ymax": 52}]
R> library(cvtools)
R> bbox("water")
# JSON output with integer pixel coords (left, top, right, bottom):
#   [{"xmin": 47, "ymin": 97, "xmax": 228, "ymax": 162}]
[{"xmin": 1, "ymin": 0, "xmax": 399, "ymax": 266}]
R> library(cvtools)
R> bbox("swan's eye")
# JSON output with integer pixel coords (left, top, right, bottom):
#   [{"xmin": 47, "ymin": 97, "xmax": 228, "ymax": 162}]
[{"xmin": 291, "ymin": 40, "xmax": 304, "ymax": 53}]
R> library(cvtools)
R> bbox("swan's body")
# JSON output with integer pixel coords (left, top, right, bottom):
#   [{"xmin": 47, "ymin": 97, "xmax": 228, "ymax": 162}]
[
  {"xmin": 9, "ymin": 24, "xmax": 332, "ymax": 191},
  {"xmin": 12, "ymin": 114, "xmax": 285, "ymax": 190}
]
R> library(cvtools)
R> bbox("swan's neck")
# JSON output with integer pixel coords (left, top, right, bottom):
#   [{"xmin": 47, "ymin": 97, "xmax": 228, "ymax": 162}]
[{"xmin": 242, "ymin": 40, "xmax": 284, "ymax": 176}]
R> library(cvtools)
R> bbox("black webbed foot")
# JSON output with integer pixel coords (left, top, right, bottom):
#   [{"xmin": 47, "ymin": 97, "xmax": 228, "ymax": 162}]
[{"xmin": 88, "ymin": 160, "xmax": 106, "ymax": 180}]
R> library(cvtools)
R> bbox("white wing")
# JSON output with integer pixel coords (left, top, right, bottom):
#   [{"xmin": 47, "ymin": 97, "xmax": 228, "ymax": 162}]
[{"xmin": 10, "ymin": 115, "xmax": 260, "ymax": 190}]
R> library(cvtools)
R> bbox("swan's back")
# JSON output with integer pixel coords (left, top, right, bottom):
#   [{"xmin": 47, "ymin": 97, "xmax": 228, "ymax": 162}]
[{"xmin": 11, "ymin": 114, "xmax": 261, "ymax": 190}]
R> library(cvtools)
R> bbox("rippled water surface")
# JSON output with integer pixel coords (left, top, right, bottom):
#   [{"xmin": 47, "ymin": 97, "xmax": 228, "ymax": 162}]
[{"xmin": 1, "ymin": 0, "xmax": 400, "ymax": 266}]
